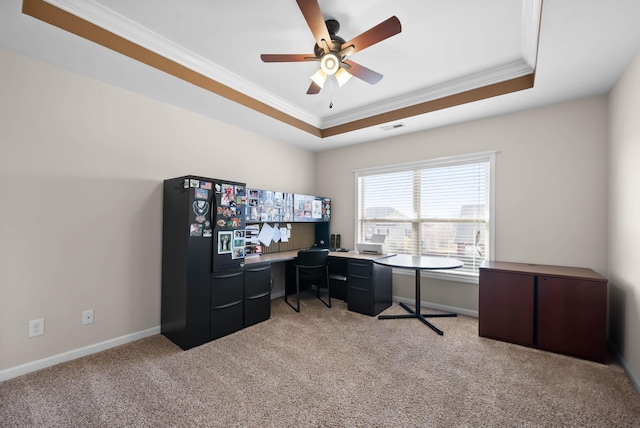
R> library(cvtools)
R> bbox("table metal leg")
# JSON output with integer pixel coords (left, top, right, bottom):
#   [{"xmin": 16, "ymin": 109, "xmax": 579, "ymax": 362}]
[{"xmin": 377, "ymin": 268, "xmax": 456, "ymax": 336}]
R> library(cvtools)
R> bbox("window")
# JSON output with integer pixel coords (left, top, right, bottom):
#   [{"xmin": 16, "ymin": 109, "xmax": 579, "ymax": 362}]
[{"xmin": 355, "ymin": 152, "xmax": 495, "ymax": 282}]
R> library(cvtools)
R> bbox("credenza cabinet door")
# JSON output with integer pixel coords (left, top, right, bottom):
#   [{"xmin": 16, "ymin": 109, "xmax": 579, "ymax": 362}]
[
  {"xmin": 478, "ymin": 270, "xmax": 535, "ymax": 347},
  {"xmin": 537, "ymin": 276, "xmax": 607, "ymax": 362}
]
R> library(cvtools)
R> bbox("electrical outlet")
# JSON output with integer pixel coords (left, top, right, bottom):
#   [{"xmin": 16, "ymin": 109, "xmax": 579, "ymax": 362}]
[
  {"xmin": 29, "ymin": 318, "xmax": 45, "ymax": 337},
  {"xmin": 82, "ymin": 309, "xmax": 94, "ymax": 325}
]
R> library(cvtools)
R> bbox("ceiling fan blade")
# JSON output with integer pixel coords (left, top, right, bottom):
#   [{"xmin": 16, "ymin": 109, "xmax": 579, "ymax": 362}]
[
  {"xmin": 342, "ymin": 60, "xmax": 383, "ymax": 85},
  {"xmin": 260, "ymin": 54, "xmax": 315, "ymax": 62},
  {"xmin": 307, "ymin": 80, "xmax": 322, "ymax": 94},
  {"xmin": 340, "ymin": 16, "xmax": 402, "ymax": 55},
  {"xmin": 296, "ymin": 0, "xmax": 332, "ymax": 53}
]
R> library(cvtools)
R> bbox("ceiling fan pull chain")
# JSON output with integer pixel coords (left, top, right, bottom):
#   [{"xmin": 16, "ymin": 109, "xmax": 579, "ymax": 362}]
[{"xmin": 329, "ymin": 77, "xmax": 334, "ymax": 109}]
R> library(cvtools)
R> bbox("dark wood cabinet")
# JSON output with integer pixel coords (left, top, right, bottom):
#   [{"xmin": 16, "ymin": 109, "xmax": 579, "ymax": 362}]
[{"xmin": 479, "ymin": 261, "xmax": 607, "ymax": 362}]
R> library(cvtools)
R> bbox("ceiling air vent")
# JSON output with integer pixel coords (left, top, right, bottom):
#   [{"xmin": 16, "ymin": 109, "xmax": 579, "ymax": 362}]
[{"xmin": 380, "ymin": 123, "xmax": 405, "ymax": 131}]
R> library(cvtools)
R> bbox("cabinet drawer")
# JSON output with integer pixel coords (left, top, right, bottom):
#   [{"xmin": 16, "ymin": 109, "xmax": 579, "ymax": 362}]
[
  {"xmin": 348, "ymin": 261, "xmax": 373, "ymax": 278},
  {"xmin": 244, "ymin": 294, "xmax": 271, "ymax": 327},
  {"xmin": 211, "ymin": 301, "xmax": 243, "ymax": 340},
  {"xmin": 348, "ymin": 275, "xmax": 372, "ymax": 292},
  {"xmin": 245, "ymin": 264, "xmax": 272, "ymax": 297},
  {"xmin": 211, "ymin": 270, "xmax": 244, "ymax": 307},
  {"xmin": 347, "ymin": 287, "xmax": 373, "ymax": 315}
]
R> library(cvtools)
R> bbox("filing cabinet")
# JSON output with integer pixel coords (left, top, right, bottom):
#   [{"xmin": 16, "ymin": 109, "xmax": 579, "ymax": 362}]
[{"xmin": 347, "ymin": 260, "xmax": 392, "ymax": 316}]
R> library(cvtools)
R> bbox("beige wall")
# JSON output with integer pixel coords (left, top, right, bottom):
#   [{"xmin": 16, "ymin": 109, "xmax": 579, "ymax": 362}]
[
  {"xmin": 0, "ymin": 48, "xmax": 315, "ymax": 372},
  {"xmin": 2, "ymin": 44, "xmax": 635, "ymax": 388},
  {"xmin": 316, "ymin": 96, "xmax": 609, "ymax": 315},
  {"xmin": 609, "ymin": 52, "xmax": 640, "ymax": 390}
]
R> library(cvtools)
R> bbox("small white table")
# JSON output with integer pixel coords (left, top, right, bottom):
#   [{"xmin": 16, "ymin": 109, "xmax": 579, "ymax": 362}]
[{"xmin": 373, "ymin": 255, "xmax": 463, "ymax": 336}]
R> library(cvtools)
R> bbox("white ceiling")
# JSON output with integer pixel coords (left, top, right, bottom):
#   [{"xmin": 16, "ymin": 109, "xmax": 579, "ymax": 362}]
[{"xmin": 2, "ymin": 0, "xmax": 640, "ymax": 151}]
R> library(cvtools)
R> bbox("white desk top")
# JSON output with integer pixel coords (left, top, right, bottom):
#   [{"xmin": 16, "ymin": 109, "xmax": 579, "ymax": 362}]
[
  {"xmin": 244, "ymin": 249, "xmax": 389, "ymax": 265},
  {"xmin": 373, "ymin": 254, "xmax": 463, "ymax": 270}
]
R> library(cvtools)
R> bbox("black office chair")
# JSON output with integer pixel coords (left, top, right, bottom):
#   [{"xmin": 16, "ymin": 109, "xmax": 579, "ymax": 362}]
[{"xmin": 285, "ymin": 248, "xmax": 331, "ymax": 312}]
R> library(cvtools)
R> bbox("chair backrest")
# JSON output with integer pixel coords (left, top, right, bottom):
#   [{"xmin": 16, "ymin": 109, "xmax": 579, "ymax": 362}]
[{"xmin": 296, "ymin": 248, "xmax": 329, "ymax": 281}]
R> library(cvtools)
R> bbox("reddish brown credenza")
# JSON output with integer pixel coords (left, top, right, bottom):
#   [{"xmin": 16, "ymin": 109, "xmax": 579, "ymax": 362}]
[{"xmin": 479, "ymin": 261, "xmax": 608, "ymax": 363}]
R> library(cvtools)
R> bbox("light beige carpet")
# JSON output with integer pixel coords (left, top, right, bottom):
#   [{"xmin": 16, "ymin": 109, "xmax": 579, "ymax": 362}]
[{"xmin": 1, "ymin": 297, "xmax": 639, "ymax": 427}]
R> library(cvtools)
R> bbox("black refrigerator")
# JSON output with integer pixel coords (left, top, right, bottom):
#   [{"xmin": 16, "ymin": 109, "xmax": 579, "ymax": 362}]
[{"xmin": 161, "ymin": 175, "xmax": 247, "ymax": 350}]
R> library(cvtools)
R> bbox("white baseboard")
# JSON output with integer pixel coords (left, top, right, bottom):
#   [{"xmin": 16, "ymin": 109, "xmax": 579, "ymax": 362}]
[
  {"xmin": 393, "ymin": 296, "xmax": 479, "ymax": 318},
  {"xmin": 609, "ymin": 342, "xmax": 640, "ymax": 395},
  {"xmin": 0, "ymin": 326, "xmax": 160, "ymax": 382},
  {"xmin": 0, "ymin": 296, "xmax": 473, "ymax": 382},
  {"xmin": 270, "ymin": 292, "xmax": 478, "ymax": 318}
]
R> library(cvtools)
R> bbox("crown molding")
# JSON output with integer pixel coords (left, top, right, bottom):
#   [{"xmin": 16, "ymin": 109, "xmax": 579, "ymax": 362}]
[
  {"xmin": 522, "ymin": 0, "xmax": 543, "ymax": 70},
  {"xmin": 31, "ymin": 0, "xmax": 541, "ymax": 138},
  {"xmin": 43, "ymin": 0, "xmax": 321, "ymax": 127},
  {"xmin": 320, "ymin": 60, "xmax": 534, "ymax": 128},
  {"xmin": 321, "ymin": 0, "xmax": 542, "ymax": 128}
]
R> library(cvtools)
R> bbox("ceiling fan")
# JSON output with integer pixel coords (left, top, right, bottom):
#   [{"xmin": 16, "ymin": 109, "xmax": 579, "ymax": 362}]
[{"xmin": 260, "ymin": 0, "xmax": 402, "ymax": 94}]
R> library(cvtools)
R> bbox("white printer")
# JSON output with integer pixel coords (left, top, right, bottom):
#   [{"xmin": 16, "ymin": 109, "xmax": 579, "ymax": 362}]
[{"xmin": 356, "ymin": 234, "xmax": 389, "ymax": 255}]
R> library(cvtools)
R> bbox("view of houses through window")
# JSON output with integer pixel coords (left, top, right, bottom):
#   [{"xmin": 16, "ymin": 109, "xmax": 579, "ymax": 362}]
[{"xmin": 356, "ymin": 152, "xmax": 495, "ymax": 280}]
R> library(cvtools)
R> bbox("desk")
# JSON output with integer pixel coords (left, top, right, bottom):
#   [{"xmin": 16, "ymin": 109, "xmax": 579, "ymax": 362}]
[
  {"xmin": 374, "ymin": 255, "xmax": 463, "ymax": 336},
  {"xmin": 244, "ymin": 250, "xmax": 299, "ymax": 265},
  {"xmin": 244, "ymin": 249, "xmax": 385, "ymax": 265},
  {"xmin": 246, "ymin": 250, "xmax": 393, "ymax": 316}
]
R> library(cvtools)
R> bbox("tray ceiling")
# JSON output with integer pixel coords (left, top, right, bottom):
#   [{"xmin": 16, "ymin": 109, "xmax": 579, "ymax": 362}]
[{"xmin": 5, "ymin": 0, "xmax": 640, "ymax": 150}]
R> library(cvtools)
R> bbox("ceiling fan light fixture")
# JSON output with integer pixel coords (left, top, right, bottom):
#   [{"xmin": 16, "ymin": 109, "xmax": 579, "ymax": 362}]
[
  {"xmin": 320, "ymin": 53, "xmax": 340, "ymax": 75},
  {"xmin": 335, "ymin": 67, "xmax": 352, "ymax": 87},
  {"xmin": 310, "ymin": 68, "xmax": 328, "ymax": 88},
  {"xmin": 260, "ymin": 1, "xmax": 402, "ymax": 95}
]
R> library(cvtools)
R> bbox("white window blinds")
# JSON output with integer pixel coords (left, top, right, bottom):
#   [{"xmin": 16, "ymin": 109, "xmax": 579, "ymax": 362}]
[{"xmin": 355, "ymin": 152, "xmax": 495, "ymax": 280}]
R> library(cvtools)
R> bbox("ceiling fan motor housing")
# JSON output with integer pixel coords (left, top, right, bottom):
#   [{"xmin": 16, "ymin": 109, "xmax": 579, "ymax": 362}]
[{"xmin": 313, "ymin": 19, "xmax": 346, "ymax": 59}]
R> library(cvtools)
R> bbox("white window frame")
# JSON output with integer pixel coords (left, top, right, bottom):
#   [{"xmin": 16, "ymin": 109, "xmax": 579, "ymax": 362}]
[{"xmin": 354, "ymin": 151, "xmax": 496, "ymax": 284}]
